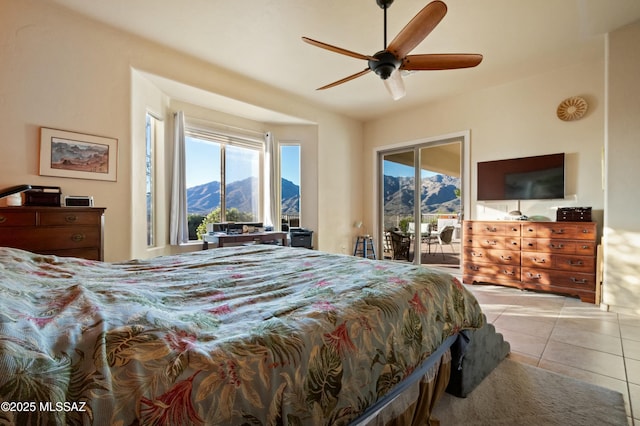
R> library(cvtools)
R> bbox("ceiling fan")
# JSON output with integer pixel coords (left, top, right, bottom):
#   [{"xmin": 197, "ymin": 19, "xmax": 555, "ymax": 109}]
[{"xmin": 302, "ymin": 0, "xmax": 483, "ymax": 100}]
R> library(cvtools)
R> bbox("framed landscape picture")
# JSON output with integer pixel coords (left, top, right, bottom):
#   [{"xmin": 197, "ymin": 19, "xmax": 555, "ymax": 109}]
[{"xmin": 39, "ymin": 128, "xmax": 118, "ymax": 181}]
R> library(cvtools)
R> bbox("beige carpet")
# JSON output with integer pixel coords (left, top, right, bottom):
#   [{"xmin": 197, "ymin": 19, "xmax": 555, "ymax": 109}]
[{"xmin": 432, "ymin": 358, "xmax": 627, "ymax": 425}]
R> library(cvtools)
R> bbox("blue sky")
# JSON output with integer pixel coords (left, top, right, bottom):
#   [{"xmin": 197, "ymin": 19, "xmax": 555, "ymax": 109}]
[
  {"xmin": 384, "ymin": 160, "xmax": 436, "ymax": 178},
  {"xmin": 185, "ymin": 138, "xmax": 301, "ymax": 188},
  {"xmin": 280, "ymin": 145, "xmax": 300, "ymax": 185}
]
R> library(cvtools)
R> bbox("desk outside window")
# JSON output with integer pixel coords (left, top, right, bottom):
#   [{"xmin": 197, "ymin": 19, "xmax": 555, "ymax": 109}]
[{"xmin": 202, "ymin": 231, "xmax": 288, "ymax": 249}]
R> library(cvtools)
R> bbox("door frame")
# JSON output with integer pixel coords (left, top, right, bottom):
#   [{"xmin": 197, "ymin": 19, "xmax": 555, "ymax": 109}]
[{"xmin": 373, "ymin": 130, "xmax": 471, "ymax": 265}]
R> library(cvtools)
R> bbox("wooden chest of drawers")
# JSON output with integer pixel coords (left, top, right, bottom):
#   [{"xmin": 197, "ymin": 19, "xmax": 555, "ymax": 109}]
[
  {"xmin": 463, "ymin": 220, "xmax": 598, "ymax": 303},
  {"xmin": 0, "ymin": 206, "xmax": 105, "ymax": 260}
]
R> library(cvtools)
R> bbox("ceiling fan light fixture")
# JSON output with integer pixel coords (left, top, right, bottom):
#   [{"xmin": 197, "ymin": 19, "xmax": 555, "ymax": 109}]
[{"xmin": 384, "ymin": 69, "xmax": 406, "ymax": 100}]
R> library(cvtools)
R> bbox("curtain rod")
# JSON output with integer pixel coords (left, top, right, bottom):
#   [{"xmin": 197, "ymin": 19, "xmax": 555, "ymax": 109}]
[{"xmin": 183, "ymin": 115, "xmax": 266, "ymax": 138}]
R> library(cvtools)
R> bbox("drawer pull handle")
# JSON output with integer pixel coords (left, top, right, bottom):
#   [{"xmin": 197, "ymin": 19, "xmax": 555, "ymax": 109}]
[
  {"xmin": 568, "ymin": 260, "xmax": 584, "ymax": 266},
  {"xmin": 501, "ymin": 255, "xmax": 512, "ymax": 261},
  {"xmin": 65, "ymin": 215, "xmax": 78, "ymax": 223},
  {"xmin": 485, "ymin": 227, "xmax": 497, "ymax": 232},
  {"xmin": 502, "ymin": 270, "xmax": 515, "ymax": 276},
  {"xmin": 0, "ymin": 216, "xmax": 5, "ymax": 224},
  {"xmin": 527, "ymin": 273, "xmax": 542, "ymax": 280},
  {"xmin": 570, "ymin": 277, "xmax": 588, "ymax": 284},
  {"xmin": 511, "ymin": 241, "xmax": 519, "ymax": 246},
  {"xmin": 71, "ymin": 233, "xmax": 85, "ymax": 242},
  {"xmin": 486, "ymin": 240, "xmax": 498, "ymax": 246},
  {"xmin": 581, "ymin": 245, "xmax": 590, "ymax": 249},
  {"xmin": 551, "ymin": 229, "xmax": 565, "ymax": 234},
  {"xmin": 582, "ymin": 229, "xmax": 589, "ymax": 234},
  {"xmin": 471, "ymin": 252, "xmax": 482, "ymax": 257},
  {"xmin": 469, "ymin": 265, "xmax": 480, "ymax": 271},
  {"xmin": 550, "ymin": 243, "xmax": 564, "ymax": 249},
  {"xmin": 533, "ymin": 257, "xmax": 546, "ymax": 264}
]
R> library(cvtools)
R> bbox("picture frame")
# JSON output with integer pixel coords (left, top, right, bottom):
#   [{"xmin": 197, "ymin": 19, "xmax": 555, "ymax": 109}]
[{"xmin": 39, "ymin": 128, "xmax": 118, "ymax": 182}]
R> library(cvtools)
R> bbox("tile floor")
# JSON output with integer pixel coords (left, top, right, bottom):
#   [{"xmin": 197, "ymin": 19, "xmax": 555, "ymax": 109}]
[{"xmin": 463, "ymin": 282, "xmax": 640, "ymax": 425}]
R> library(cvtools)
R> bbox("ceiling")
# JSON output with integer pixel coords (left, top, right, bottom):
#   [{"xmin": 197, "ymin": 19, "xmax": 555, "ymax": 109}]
[{"xmin": 50, "ymin": 0, "xmax": 640, "ymax": 122}]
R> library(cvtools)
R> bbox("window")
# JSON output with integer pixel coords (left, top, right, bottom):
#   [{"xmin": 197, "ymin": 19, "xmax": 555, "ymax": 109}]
[
  {"xmin": 145, "ymin": 113, "xmax": 158, "ymax": 247},
  {"xmin": 280, "ymin": 144, "xmax": 301, "ymax": 228},
  {"xmin": 184, "ymin": 124, "xmax": 263, "ymax": 240}
]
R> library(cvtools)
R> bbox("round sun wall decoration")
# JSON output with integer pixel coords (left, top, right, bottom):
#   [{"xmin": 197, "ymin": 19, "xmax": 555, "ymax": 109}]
[{"xmin": 557, "ymin": 96, "xmax": 588, "ymax": 121}]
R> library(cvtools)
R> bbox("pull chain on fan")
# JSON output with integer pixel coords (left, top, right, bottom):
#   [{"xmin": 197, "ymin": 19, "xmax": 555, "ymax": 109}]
[{"xmin": 302, "ymin": 0, "xmax": 482, "ymax": 100}]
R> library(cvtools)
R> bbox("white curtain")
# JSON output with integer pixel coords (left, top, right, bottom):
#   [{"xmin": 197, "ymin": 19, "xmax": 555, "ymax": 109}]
[
  {"xmin": 264, "ymin": 131, "xmax": 279, "ymax": 230},
  {"xmin": 169, "ymin": 111, "xmax": 189, "ymax": 245}
]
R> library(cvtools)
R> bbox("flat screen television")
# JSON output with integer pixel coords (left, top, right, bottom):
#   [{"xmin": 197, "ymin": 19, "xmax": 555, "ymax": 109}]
[{"xmin": 477, "ymin": 153, "xmax": 565, "ymax": 201}]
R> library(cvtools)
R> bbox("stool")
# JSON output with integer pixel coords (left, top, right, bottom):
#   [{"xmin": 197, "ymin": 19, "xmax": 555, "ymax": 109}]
[{"xmin": 353, "ymin": 235, "xmax": 376, "ymax": 259}]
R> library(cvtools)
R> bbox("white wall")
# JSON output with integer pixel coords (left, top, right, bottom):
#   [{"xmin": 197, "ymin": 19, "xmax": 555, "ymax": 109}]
[
  {"xmin": 604, "ymin": 20, "xmax": 640, "ymax": 315},
  {"xmin": 0, "ymin": 0, "xmax": 363, "ymax": 260}
]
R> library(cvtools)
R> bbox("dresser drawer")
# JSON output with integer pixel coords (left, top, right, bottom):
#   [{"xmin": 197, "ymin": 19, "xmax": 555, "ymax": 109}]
[
  {"xmin": 522, "ymin": 251, "xmax": 594, "ymax": 272},
  {"xmin": 0, "ymin": 227, "xmax": 101, "ymax": 251},
  {"xmin": 44, "ymin": 248, "xmax": 101, "ymax": 261},
  {"xmin": 466, "ymin": 221, "xmax": 521, "ymax": 236},
  {"xmin": 0, "ymin": 210, "xmax": 37, "ymax": 227},
  {"xmin": 522, "ymin": 268, "xmax": 595, "ymax": 289},
  {"xmin": 552, "ymin": 254, "xmax": 595, "ymax": 273},
  {"xmin": 521, "ymin": 251, "xmax": 552, "ymax": 268},
  {"xmin": 522, "ymin": 238, "xmax": 596, "ymax": 255},
  {"xmin": 463, "ymin": 262, "xmax": 520, "ymax": 281},
  {"xmin": 464, "ymin": 247, "xmax": 520, "ymax": 265},
  {"xmin": 464, "ymin": 235, "xmax": 521, "ymax": 251},
  {"xmin": 523, "ymin": 222, "xmax": 596, "ymax": 240},
  {"xmin": 39, "ymin": 210, "xmax": 102, "ymax": 226}
]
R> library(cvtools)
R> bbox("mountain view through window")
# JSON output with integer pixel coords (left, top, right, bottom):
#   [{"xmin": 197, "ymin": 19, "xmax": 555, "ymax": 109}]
[{"xmin": 185, "ymin": 134, "xmax": 300, "ymax": 239}]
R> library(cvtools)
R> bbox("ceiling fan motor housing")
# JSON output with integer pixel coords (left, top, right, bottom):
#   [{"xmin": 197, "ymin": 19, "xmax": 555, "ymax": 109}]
[{"xmin": 369, "ymin": 50, "xmax": 401, "ymax": 80}]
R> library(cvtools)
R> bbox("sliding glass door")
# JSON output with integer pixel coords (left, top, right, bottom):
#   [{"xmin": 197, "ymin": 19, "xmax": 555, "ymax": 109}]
[
  {"xmin": 381, "ymin": 150, "xmax": 416, "ymax": 261},
  {"xmin": 379, "ymin": 139, "xmax": 463, "ymax": 266}
]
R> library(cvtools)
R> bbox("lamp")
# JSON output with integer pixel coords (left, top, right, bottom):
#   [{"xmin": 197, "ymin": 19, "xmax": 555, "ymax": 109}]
[
  {"xmin": 0, "ymin": 184, "xmax": 32, "ymax": 206},
  {"xmin": 354, "ymin": 220, "xmax": 367, "ymax": 237}
]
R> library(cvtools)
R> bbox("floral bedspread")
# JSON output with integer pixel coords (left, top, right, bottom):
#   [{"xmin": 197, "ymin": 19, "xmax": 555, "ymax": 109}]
[{"xmin": 0, "ymin": 245, "xmax": 484, "ymax": 425}]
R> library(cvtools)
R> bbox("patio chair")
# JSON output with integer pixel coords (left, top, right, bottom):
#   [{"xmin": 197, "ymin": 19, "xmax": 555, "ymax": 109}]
[
  {"xmin": 428, "ymin": 225, "xmax": 456, "ymax": 259},
  {"xmin": 390, "ymin": 230, "xmax": 412, "ymax": 261}
]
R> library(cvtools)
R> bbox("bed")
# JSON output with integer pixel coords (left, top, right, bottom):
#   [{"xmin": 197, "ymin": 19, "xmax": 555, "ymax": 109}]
[{"xmin": 0, "ymin": 244, "xmax": 484, "ymax": 425}]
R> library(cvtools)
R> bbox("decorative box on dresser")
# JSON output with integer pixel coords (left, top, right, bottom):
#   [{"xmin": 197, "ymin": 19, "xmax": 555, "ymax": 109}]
[
  {"xmin": 463, "ymin": 220, "xmax": 598, "ymax": 303},
  {"xmin": 0, "ymin": 206, "xmax": 105, "ymax": 261}
]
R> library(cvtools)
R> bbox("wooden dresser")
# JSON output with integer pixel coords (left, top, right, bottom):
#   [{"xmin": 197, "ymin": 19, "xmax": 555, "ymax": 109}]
[
  {"xmin": 0, "ymin": 206, "xmax": 105, "ymax": 261},
  {"xmin": 463, "ymin": 220, "xmax": 598, "ymax": 303}
]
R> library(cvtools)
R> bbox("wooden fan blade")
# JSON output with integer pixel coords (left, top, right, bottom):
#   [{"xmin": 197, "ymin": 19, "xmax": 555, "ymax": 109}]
[
  {"xmin": 388, "ymin": 0, "xmax": 447, "ymax": 59},
  {"xmin": 302, "ymin": 37, "xmax": 377, "ymax": 61},
  {"xmin": 401, "ymin": 54, "xmax": 483, "ymax": 70},
  {"xmin": 316, "ymin": 68, "xmax": 371, "ymax": 90}
]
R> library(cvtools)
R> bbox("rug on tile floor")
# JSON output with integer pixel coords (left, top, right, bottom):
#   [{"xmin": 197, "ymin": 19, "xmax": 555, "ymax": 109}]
[{"xmin": 432, "ymin": 358, "xmax": 627, "ymax": 426}]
